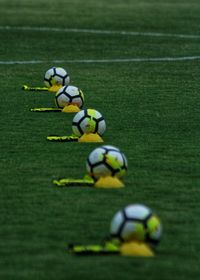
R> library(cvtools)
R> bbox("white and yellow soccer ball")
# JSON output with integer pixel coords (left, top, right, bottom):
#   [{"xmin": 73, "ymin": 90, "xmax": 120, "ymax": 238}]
[
  {"xmin": 86, "ymin": 145, "xmax": 128, "ymax": 180},
  {"xmin": 44, "ymin": 67, "xmax": 70, "ymax": 88},
  {"xmin": 110, "ymin": 204, "xmax": 162, "ymax": 247},
  {"xmin": 55, "ymin": 85, "xmax": 84, "ymax": 109},
  {"xmin": 72, "ymin": 109, "xmax": 106, "ymax": 137}
]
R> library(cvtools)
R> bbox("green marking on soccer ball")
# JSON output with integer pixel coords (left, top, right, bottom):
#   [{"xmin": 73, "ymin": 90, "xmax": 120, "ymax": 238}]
[
  {"xmin": 85, "ymin": 117, "xmax": 96, "ymax": 134},
  {"xmin": 147, "ymin": 215, "xmax": 162, "ymax": 239},
  {"xmin": 131, "ymin": 223, "xmax": 146, "ymax": 241},
  {"xmin": 79, "ymin": 90, "xmax": 85, "ymax": 102},
  {"xmin": 105, "ymin": 154, "xmax": 123, "ymax": 170},
  {"xmin": 87, "ymin": 109, "xmax": 97, "ymax": 117},
  {"xmin": 50, "ymin": 77, "xmax": 57, "ymax": 85},
  {"xmin": 97, "ymin": 152, "xmax": 104, "ymax": 161}
]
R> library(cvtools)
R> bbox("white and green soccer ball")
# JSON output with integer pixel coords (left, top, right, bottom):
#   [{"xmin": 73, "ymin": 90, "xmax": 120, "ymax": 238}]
[
  {"xmin": 55, "ymin": 85, "xmax": 84, "ymax": 109},
  {"xmin": 86, "ymin": 145, "xmax": 128, "ymax": 180},
  {"xmin": 44, "ymin": 67, "xmax": 70, "ymax": 88},
  {"xmin": 72, "ymin": 109, "xmax": 106, "ymax": 137},
  {"xmin": 110, "ymin": 204, "xmax": 162, "ymax": 247}
]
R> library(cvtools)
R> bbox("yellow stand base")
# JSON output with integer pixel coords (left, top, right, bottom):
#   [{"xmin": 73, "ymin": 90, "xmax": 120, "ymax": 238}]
[
  {"xmin": 62, "ymin": 105, "xmax": 81, "ymax": 113},
  {"xmin": 94, "ymin": 176, "xmax": 124, "ymax": 189},
  {"xmin": 120, "ymin": 241, "xmax": 154, "ymax": 257},
  {"xmin": 78, "ymin": 133, "xmax": 104, "ymax": 143},
  {"xmin": 48, "ymin": 85, "xmax": 62, "ymax": 92}
]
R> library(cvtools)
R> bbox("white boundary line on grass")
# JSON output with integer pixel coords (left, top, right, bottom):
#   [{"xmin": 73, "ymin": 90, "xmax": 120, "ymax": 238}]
[
  {"xmin": 0, "ymin": 56, "xmax": 200, "ymax": 65},
  {"xmin": 1, "ymin": 25, "xmax": 200, "ymax": 39}
]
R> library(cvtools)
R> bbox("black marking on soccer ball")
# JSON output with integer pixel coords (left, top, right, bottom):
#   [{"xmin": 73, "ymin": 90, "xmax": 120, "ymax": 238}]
[
  {"xmin": 103, "ymin": 160, "xmax": 120, "ymax": 176},
  {"xmin": 67, "ymin": 90, "xmax": 84, "ymax": 108},
  {"xmin": 72, "ymin": 120, "xmax": 84, "ymax": 135},
  {"xmin": 121, "ymin": 154, "xmax": 128, "ymax": 171},
  {"xmin": 87, "ymin": 147, "xmax": 125, "ymax": 179},
  {"xmin": 73, "ymin": 109, "xmax": 104, "ymax": 136},
  {"xmin": 44, "ymin": 67, "xmax": 57, "ymax": 87},
  {"xmin": 44, "ymin": 77, "xmax": 52, "ymax": 87},
  {"xmin": 143, "ymin": 212, "xmax": 153, "ymax": 228},
  {"xmin": 86, "ymin": 158, "xmax": 99, "ymax": 182},
  {"xmin": 55, "ymin": 86, "xmax": 69, "ymax": 108},
  {"xmin": 110, "ymin": 209, "xmax": 127, "ymax": 242},
  {"xmin": 55, "ymin": 86, "xmax": 83, "ymax": 109},
  {"xmin": 53, "ymin": 67, "xmax": 56, "ymax": 76},
  {"xmin": 86, "ymin": 148, "xmax": 107, "ymax": 179},
  {"xmin": 143, "ymin": 212, "xmax": 160, "ymax": 246},
  {"xmin": 72, "ymin": 112, "xmax": 88, "ymax": 135},
  {"xmin": 95, "ymin": 116, "xmax": 104, "ymax": 134},
  {"xmin": 45, "ymin": 67, "xmax": 69, "ymax": 87},
  {"xmin": 54, "ymin": 72, "xmax": 69, "ymax": 86},
  {"xmin": 110, "ymin": 209, "xmax": 158, "ymax": 245},
  {"xmin": 104, "ymin": 148, "xmax": 124, "ymax": 176},
  {"xmin": 87, "ymin": 157, "xmax": 93, "ymax": 169},
  {"xmin": 101, "ymin": 146, "xmax": 119, "ymax": 153}
]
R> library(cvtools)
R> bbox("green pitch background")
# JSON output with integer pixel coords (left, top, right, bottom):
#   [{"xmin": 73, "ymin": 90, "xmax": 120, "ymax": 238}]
[{"xmin": 0, "ymin": 0, "xmax": 200, "ymax": 279}]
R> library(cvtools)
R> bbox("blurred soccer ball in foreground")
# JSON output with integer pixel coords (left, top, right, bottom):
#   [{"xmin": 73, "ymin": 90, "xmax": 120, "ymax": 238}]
[
  {"xmin": 72, "ymin": 109, "xmax": 106, "ymax": 137},
  {"xmin": 86, "ymin": 145, "xmax": 128, "ymax": 180},
  {"xmin": 55, "ymin": 85, "xmax": 84, "ymax": 109},
  {"xmin": 44, "ymin": 67, "xmax": 70, "ymax": 88},
  {"xmin": 110, "ymin": 204, "xmax": 162, "ymax": 247}
]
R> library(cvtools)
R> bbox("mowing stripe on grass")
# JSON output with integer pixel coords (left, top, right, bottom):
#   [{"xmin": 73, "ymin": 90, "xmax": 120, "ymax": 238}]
[
  {"xmin": 0, "ymin": 25, "xmax": 200, "ymax": 39},
  {"xmin": 1, "ymin": 56, "xmax": 200, "ymax": 65}
]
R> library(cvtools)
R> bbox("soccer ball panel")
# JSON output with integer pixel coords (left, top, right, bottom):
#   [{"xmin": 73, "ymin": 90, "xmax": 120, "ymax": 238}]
[
  {"xmin": 92, "ymin": 164, "xmax": 112, "ymax": 178},
  {"xmin": 66, "ymin": 86, "xmax": 80, "ymax": 97},
  {"xmin": 64, "ymin": 75, "xmax": 70, "ymax": 85},
  {"xmin": 88, "ymin": 148, "xmax": 106, "ymax": 165},
  {"xmin": 98, "ymin": 120, "xmax": 106, "ymax": 136},
  {"xmin": 79, "ymin": 117, "xmax": 96, "ymax": 134},
  {"xmin": 121, "ymin": 221, "xmax": 145, "ymax": 242},
  {"xmin": 56, "ymin": 85, "xmax": 66, "ymax": 95},
  {"xmin": 105, "ymin": 151, "xmax": 124, "ymax": 165},
  {"xmin": 147, "ymin": 215, "xmax": 162, "ymax": 242},
  {"xmin": 44, "ymin": 68, "xmax": 54, "ymax": 79},
  {"xmin": 101, "ymin": 145, "xmax": 120, "ymax": 152},
  {"xmin": 72, "ymin": 110, "xmax": 85, "ymax": 123},
  {"xmin": 52, "ymin": 75, "xmax": 62, "ymax": 85},
  {"xmin": 104, "ymin": 150, "xmax": 125, "ymax": 176},
  {"xmin": 87, "ymin": 109, "xmax": 102, "ymax": 119},
  {"xmin": 56, "ymin": 67, "xmax": 67, "ymax": 77},
  {"xmin": 71, "ymin": 96, "xmax": 83, "ymax": 107},
  {"xmin": 72, "ymin": 125, "xmax": 82, "ymax": 137},
  {"xmin": 110, "ymin": 211, "xmax": 124, "ymax": 235},
  {"xmin": 125, "ymin": 205, "xmax": 151, "ymax": 220},
  {"xmin": 56, "ymin": 93, "xmax": 70, "ymax": 108}
]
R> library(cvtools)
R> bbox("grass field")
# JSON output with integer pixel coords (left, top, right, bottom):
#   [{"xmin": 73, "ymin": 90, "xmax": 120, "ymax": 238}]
[{"xmin": 0, "ymin": 0, "xmax": 200, "ymax": 279}]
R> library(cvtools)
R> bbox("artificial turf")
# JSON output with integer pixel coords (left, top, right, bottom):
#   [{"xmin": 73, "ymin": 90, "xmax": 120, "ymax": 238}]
[{"xmin": 0, "ymin": 0, "xmax": 200, "ymax": 279}]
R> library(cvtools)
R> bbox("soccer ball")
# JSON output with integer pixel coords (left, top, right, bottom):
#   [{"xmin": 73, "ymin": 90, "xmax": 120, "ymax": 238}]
[
  {"xmin": 44, "ymin": 67, "xmax": 70, "ymax": 88},
  {"xmin": 110, "ymin": 204, "xmax": 162, "ymax": 247},
  {"xmin": 86, "ymin": 145, "xmax": 128, "ymax": 180},
  {"xmin": 55, "ymin": 85, "xmax": 84, "ymax": 109},
  {"xmin": 72, "ymin": 109, "xmax": 106, "ymax": 137}
]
